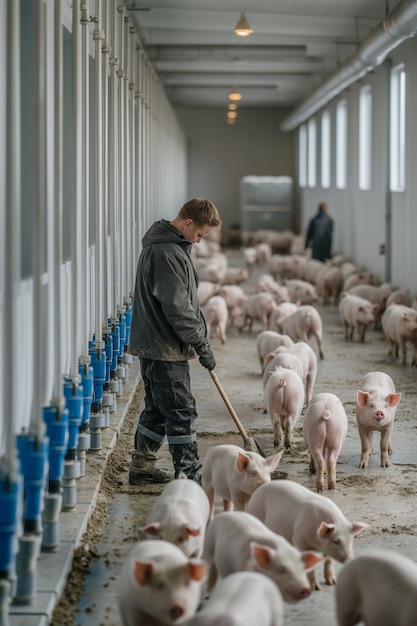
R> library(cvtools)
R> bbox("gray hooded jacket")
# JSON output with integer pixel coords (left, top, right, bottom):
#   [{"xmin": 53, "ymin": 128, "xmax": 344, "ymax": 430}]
[{"xmin": 128, "ymin": 219, "xmax": 211, "ymax": 362}]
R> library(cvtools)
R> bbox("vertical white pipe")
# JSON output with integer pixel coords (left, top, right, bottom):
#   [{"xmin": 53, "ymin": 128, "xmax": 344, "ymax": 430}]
[
  {"xmin": 94, "ymin": 0, "xmax": 104, "ymax": 342},
  {"xmin": 81, "ymin": 2, "xmax": 90, "ymax": 350},
  {"xmin": 71, "ymin": 0, "xmax": 82, "ymax": 379},
  {"xmin": 4, "ymin": 0, "xmax": 21, "ymax": 474},
  {"xmin": 109, "ymin": 0, "xmax": 118, "ymax": 318},
  {"xmin": 123, "ymin": 15, "xmax": 130, "ymax": 300},
  {"xmin": 117, "ymin": 5, "xmax": 125, "ymax": 307},
  {"xmin": 31, "ymin": 0, "xmax": 46, "ymax": 434},
  {"xmin": 52, "ymin": 0, "xmax": 65, "ymax": 406},
  {"xmin": 129, "ymin": 27, "xmax": 136, "ymax": 280},
  {"xmin": 102, "ymin": 0, "xmax": 110, "ymax": 321}
]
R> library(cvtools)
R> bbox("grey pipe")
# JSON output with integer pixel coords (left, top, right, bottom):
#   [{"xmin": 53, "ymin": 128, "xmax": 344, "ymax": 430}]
[
  {"xmin": 81, "ymin": 2, "xmax": 90, "ymax": 350},
  {"xmin": 109, "ymin": 0, "xmax": 119, "ymax": 317},
  {"xmin": 102, "ymin": 0, "xmax": 110, "ymax": 321},
  {"xmin": 281, "ymin": 0, "xmax": 417, "ymax": 132}
]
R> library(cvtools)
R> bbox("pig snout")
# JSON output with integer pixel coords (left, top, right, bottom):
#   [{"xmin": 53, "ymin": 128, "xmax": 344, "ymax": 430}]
[
  {"xmin": 169, "ymin": 604, "xmax": 185, "ymax": 620},
  {"xmin": 374, "ymin": 410, "xmax": 385, "ymax": 421},
  {"xmin": 297, "ymin": 586, "xmax": 311, "ymax": 600}
]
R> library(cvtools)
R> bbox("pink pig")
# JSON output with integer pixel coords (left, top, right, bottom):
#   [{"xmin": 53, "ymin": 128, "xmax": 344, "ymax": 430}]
[
  {"xmin": 185, "ymin": 572, "xmax": 284, "ymax": 626},
  {"xmin": 140, "ymin": 474, "xmax": 210, "ymax": 558},
  {"xmin": 239, "ymin": 292, "xmax": 279, "ymax": 333},
  {"xmin": 202, "ymin": 295, "xmax": 229, "ymax": 344},
  {"xmin": 273, "ymin": 341, "xmax": 317, "ymax": 406},
  {"xmin": 338, "ymin": 292, "xmax": 377, "ymax": 343},
  {"xmin": 381, "ymin": 303, "xmax": 417, "ymax": 365},
  {"xmin": 278, "ymin": 305, "xmax": 324, "ymax": 360},
  {"xmin": 247, "ymin": 479, "xmax": 369, "ymax": 590},
  {"xmin": 118, "ymin": 539, "xmax": 206, "ymax": 626},
  {"xmin": 303, "ymin": 392, "xmax": 348, "ymax": 491},
  {"xmin": 355, "ymin": 371, "xmax": 401, "ymax": 468},
  {"xmin": 256, "ymin": 329, "xmax": 294, "ymax": 373},
  {"xmin": 264, "ymin": 366, "xmax": 305, "ymax": 449},
  {"xmin": 335, "ymin": 551, "xmax": 417, "ymax": 626},
  {"xmin": 201, "ymin": 444, "xmax": 283, "ymax": 518},
  {"xmin": 203, "ymin": 511, "xmax": 323, "ymax": 601}
]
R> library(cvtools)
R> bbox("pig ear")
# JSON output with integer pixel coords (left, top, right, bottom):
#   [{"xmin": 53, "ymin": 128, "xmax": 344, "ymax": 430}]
[
  {"xmin": 236, "ymin": 451, "xmax": 252, "ymax": 472},
  {"xmin": 301, "ymin": 551, "xmax": 325, "ymax": 572},
  {"xmin": 250, "ymin": 542, "xmax": 274, "ymax": 569},
  {"xmin": 357, "ymin": 390, "xmax": 369, "ymax": 407},
  {"xmin": 351, "ymin": 521, "xmax": 369, "ymax": 535},
  {"xmin": 183, "ymin": 524, "xmax": 201, "ymax": 538},
  {"xmin": 188, "ymin": 561, "xmax": 206, "ymax": 582},
  {"xmin": 318, "ymin": 522, "xmax": 336, "ymax": 538},
  {"xmin": 141, "ymin": 522, "xmax": 162, "ymax": 537},
  {"xmin": 388, "ymin": 392, "xmax": 401, "ymax": 407},
  {"xmin": 267, "ymin": 448, "xmax": 284, "ymax": 470},
  {"xmin": 133, "ymin": 560, "xmax": 155, "ymax": 586}
]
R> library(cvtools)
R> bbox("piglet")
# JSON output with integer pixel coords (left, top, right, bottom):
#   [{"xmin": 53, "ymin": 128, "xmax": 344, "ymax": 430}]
[
  {"xmin": 336, "ymin": 551, "xmax": 417, "ymax": 626},
  {"xmin": 338, "ymin": 293, "xmax": 376, "ymax": 342},
  {"xmin": 201, "ymin": 444, "xmax": 283, "ymax": 518},
  {"xmin": 278, "ymin": 305, "xmax": 324, "ymax": 359},
  {"xmin": 203, "ymin": 511, "xmax": 323, "ymax": 602},
  {"xmin": 256, "ymin": 329, "xmax": 294, "ymax": 373},
  {"xmin": 381, "ymin": 303, "xmax": 417, "ymax": 365},
  {"xmin": 303, "ymin": 392, "xmax": 348, "ymax": 491},
  {"xmin": 141, "ymin": 474, "xmax": 210, "ymax": 558},
  {"xmin": 118, "ymin": 539, "xmax": 206, "ymax": 626},
  {"xmin": 202, "ymin": 295, "xmax": 229, "ymax": 344},
  {"xmin": 185, "ymin": 572, "xmax": 284, "ymax": 626},
  {"xmin": 239, "ymin": 292, "xmax": 279, "ymax": 333},
  {"xmin": 264, "ymin": 367, "xmax": 305, "ymax": 449},
  {"xmin": 247, "ymin": 479, "xmax": 369, "ymax": 590},
  {"xmin": 356, "ymin": 371, "xmax": 401, "ymax": 468}
]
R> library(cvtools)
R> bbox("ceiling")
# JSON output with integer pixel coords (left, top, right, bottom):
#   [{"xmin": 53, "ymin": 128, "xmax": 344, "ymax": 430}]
[{"xmin": 123, "ymin": 0, "xmax": 392, "ymax": 116}]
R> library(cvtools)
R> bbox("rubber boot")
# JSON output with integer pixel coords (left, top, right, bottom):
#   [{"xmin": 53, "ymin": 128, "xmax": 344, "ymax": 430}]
[
  {"xmin": 169, "ymin": 442, "xmax": 202, "ymax": 483},
  {"xmin": 129, "ymin": 434, "xmax": 172, "ymax": 484}
]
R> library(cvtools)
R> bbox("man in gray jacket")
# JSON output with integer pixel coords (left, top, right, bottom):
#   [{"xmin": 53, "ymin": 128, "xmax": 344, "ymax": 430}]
[{"xmin": 128, "ymin": 198, "xmax": 222, "ymax": 483}]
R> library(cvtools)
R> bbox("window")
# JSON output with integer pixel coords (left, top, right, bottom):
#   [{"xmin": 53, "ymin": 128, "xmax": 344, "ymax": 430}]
[
  {"xmin": 359, "ymin": 85, "xmax": 372, "ymax": 190},
  {"xmin": 336, "ymin": 100, "xmax": 347, "ymax": 189},
  {"xmin": 298, "ymin": 124, "xmax": 307, "ymax": 187},
  {"xmin": 390, "ymin": 64, "xmax": 406, "ymax": 191},
  {"xmin": 321, "ymin": 110, "xmax": 331, "ymax": 189},
  {"xmin": 307, "ymin": 118, "xmax": 317, "ymax": 188}
]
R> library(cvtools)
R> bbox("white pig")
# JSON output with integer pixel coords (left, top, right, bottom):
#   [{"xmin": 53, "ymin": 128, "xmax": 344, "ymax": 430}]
[
  {"xmin": 303, "ymin": 392, "xmax": 348, "ymax": 491},
  {"xmin": 381, "ymin": 303, "xmax": 417, "ymax": 366},
  {"xmin": 335, "ymin": 551, "xmax": 417, "ymax": 626},
  {"xmin": 201, "ymin": 444, "xmax": 283, "ymax": 518},
  {"xmin": 202, "ymin": 295, "xmax": 229, "ymax": 344},
  {"xmin": 285, "ymin": 279, "xmax": 318, "ymax": 305},
  {"xmin": 355, "ymin": 371, "xmax": 401, "ymax": 469},
  {"xmin": 262, "ymin": 351, "xmax": 304, "ymax": 390},
  {"xmin": 239, "ymin": 292, "xmax": 279, "ymax": 333},
  {"xmin": 278, "ymin": 305, "xmax": 324, "ymax": 360},
  {"xmin": 268, "ymin": 302, "xmax": 299, "ymax": 331},
  {"xmin": 247, "ymin": 479, "xmax": 369, "ymax": 590},
  {"xmin": 273, "ymin": 341, "xmax": 317, "ymax": 406},
  {"xmin": 264, "ymin": 367, "xmax": 305, "ymax": 449},
  {"xmin": 197, "ymin": 281, "xmax": 221, "ymax": 306},
  {"xmin": 203, "ymin": 511, "xmax": 324, "ymax": 602},
  {"xmin": 140, "ymin": 474, "xmax": 211, "ymax": 558},
  {"xmin": 118, "ymin": 539, "xmax": 206, "ymax": 626},
  {"xmin": 185, "ymin": 572, "xmax": 284, "ymax": 626},
  {"xmin": 256, "ymin": 329, "xmax": 294, "ymax": 373},
  {"xmin": 218, "ymin": 284, "xmax": 247, "ymax": 326},
  {"xmin": 338, "ymin": 292, "xmax": 377, "ymax": 342}
]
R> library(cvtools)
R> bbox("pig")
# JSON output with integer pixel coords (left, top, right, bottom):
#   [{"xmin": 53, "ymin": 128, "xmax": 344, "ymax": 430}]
[
  {"xmin": 348, "ymin": 283, "xmax": 392, "ymax": 329},
  {"xmin": 262, "ymin": 351, "xmax": 304, "ymax": 390},
  {"xmin": 241, "ymin": 246, "xmax": 258, "ymax": 266},
  {"xmin": 222, "ymin": 266, "xmax": 249, "ymax": 285},
  {"xmin": 201, "ymin": 295, "xmax": 228, "ymax": 344},
  {"xmin": 197, "ymin": 253, "xmax": 228, "ymax": 283},
  {"xmin": 203, "ymin": 511, "xmax": 324, "ymax": 601},
  {"xmin": 316, "ymin": 266, "xmax": 344, "ymax": 305},
  {"xmin": 303, "ymin": 392, "xmax": 348, "ymax": 491},
  {"xmin": 255, "ymin": 242, "xmax": 273, "ymax": 264},
  {"xmin": 201, "ymin": 444, "xmax": 283, "ymax": 518},
  {"xmin": 385, "ymin": 287, "xmax": 412, "ymax": 308},
  {"xmin": 256, "ymin": 273, "xmax": 291, "ymax": 302},
  {"xmin": 247, "ymin": 479, "xmax": 369, "ymax": 590},
  {"xmin": 197, "ymin": 281, "xmax": 221, "ymax": 306},
  {"xmin": 264, "ymin": 367, "xmax": 305, "ymax": 449},
  {"xmin": 140, "ymin": 474, "xmax": 211, "ymax": 558},
  {"xmin": 185, "ymin": 571, "xmax": 284, "ymax": 626},
  {"xmin": 355, "ymin": 371, "xmax": 401, "ymax": 469},
  {"xmin": 285, "ymin": 279, "xmax": 318, "ymax": 305},
  {"xmin": 239, "ymin": 292, "xmax": 279, "ymax": 333},
  {"xmin": 343, "ymin": 270, "xmax": 374, "ymax": 291},
  {"xmin": 277, "ymin": 304, "xmax": 324, "ymax": 360},
  {"xmin": 272, "ymin": 341, "xmax": 317, "ymax": 406},
  {"xmin": 338, "ymin": 292, "xmax": 376, "ymax": 343},
  {"xmin": 256, "ymin": 329, "xmax": 294, "ymax": 373},
  {"xmin": 118, "ymin": 539, "xmax": 206, "ymax": 626},
  {"xmin": 335, "ymin": 551, "xmax": 417, "ymax": 626},
  {"xmin": 381, "ymin": 304, "xmax": 417, "ymax": 365},
  {"xmin": 268, "ymin": 302, "xmax": 299, "ymax": 331},
  {"xmin": 219, "ymin": 284, "xmax": 247, "ymax": 326}
]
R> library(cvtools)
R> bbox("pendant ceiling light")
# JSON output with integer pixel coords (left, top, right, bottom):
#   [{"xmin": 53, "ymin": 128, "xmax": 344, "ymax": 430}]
[
  {"xmin": 234, "ymin": 11, "xmax": 253, "ymax": 37},
  {"xmin": 228, "ymin": 87, "xmax": 242, "ymax": 101}
]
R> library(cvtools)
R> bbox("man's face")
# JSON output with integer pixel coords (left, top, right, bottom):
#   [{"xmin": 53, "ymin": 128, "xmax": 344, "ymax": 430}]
[{"xmin": 182, "ymin": 219, "xmax": 213, "ymax": 244}]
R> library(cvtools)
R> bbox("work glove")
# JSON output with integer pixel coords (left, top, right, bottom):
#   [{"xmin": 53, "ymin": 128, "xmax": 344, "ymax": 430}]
[{"xmin": 199, "ymin": 348, "xmax": 216, "ymax": 371}]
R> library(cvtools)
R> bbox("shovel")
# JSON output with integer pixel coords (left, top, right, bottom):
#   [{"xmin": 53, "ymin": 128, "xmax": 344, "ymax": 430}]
[{"xmin": 209, "ymin": 369, "xmax": 267, "ymax": 458}]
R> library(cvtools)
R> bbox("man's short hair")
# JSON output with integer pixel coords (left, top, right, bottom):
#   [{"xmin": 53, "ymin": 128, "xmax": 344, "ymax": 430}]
[{"xmin": 178, "ymin": 198, "xmax": 222, "ymax": 228}]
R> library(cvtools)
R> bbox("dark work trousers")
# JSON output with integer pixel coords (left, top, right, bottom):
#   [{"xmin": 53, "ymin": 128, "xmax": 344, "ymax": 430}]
[{"xmin": 135, "ymin": 358, "xmax": 201, "ymax": 479}]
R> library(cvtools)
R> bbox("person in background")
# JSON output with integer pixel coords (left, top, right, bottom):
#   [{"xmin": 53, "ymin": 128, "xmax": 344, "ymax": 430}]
[
  {"xmin": 127, "ymin": 198, "xmax": 222, "ymax": 484},
  {"xmin": 305, "ymin": 201, "xmax": 334, "ymax": 262}
]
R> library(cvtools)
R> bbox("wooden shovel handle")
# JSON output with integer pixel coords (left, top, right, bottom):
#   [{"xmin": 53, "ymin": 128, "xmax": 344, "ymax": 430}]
[{"xmin": 209, "ymin": 370, "xmax": 249, "ymax": 440}]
